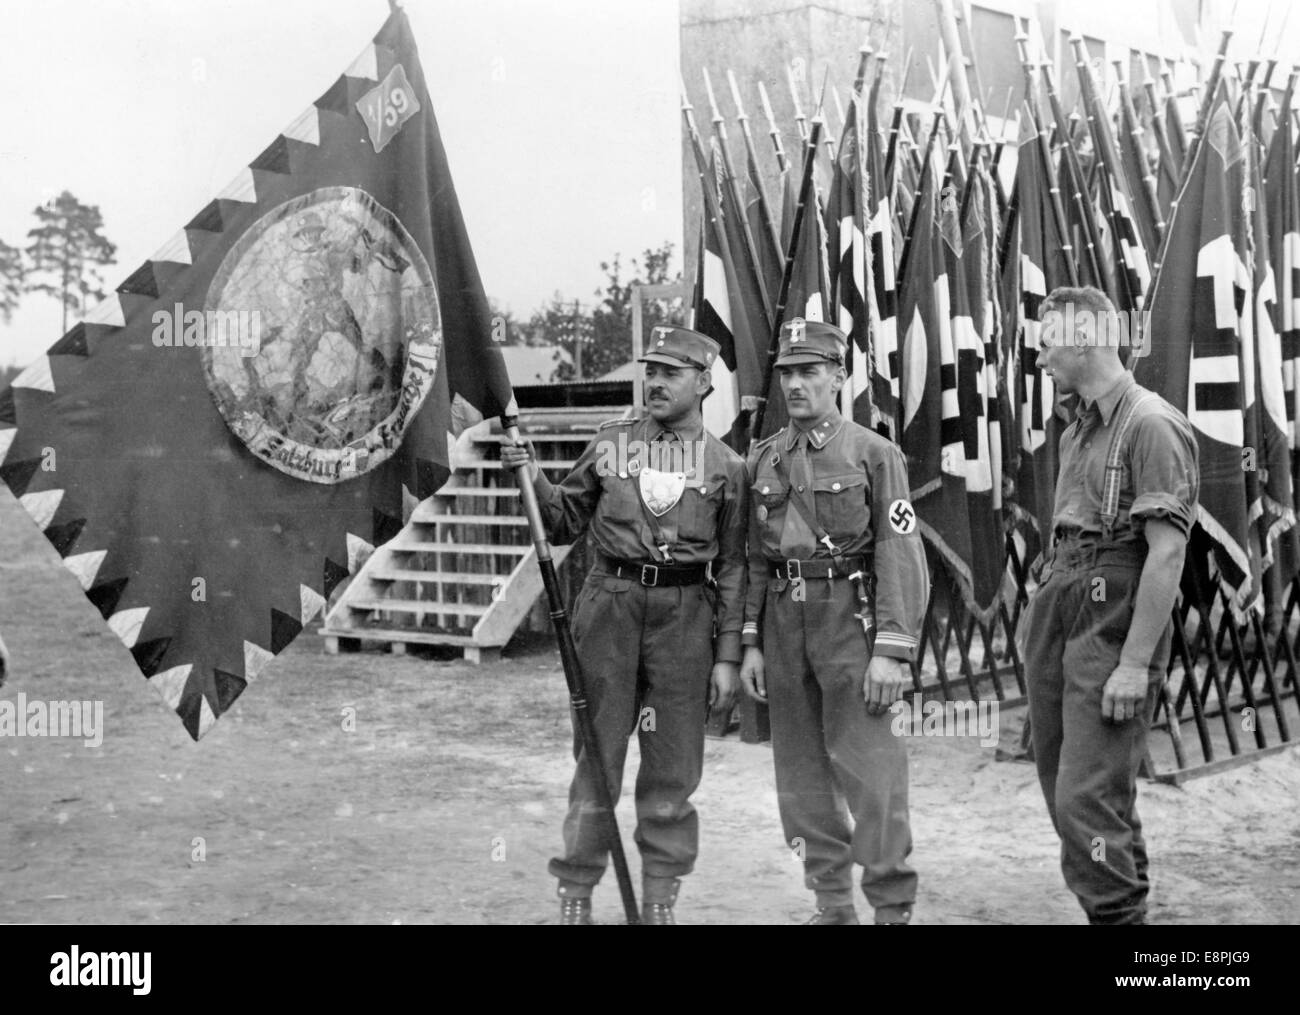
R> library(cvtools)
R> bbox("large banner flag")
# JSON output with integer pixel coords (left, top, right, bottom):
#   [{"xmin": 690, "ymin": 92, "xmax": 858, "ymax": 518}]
[
  {"xmin": 960, "ymin": 160, "xmax": 1006, "ymax": 615},
  {"xmin": 1135, "ymin": 90, "xmax": 1255, "ymax": 614},
  {"xmin": 826, "ymin": 92, "xmax": 873, "ymax": 429},
  {"xmin": 692, "ymin": 216, "xmax": 738, "ymax": 443},
  {"xmin": 754, "ymin": 152, "xmax": 831, "ymax": 441},
  {"xmin": 901, "ymin": 146, "xmax": 974, "ymax": 597},
  {"xmin": 1242, "ymin": 98, "xmax": 1295, "ymax": 567},
  {"xmin": 1265, "ymin": 79, "xmax": 1300, "ymax": 578},
  {"xmin": 690, "ymin": 154, "xmax": 745, "ymax": 446},
  {"xmin": 0, "ymin": 9, "xmax": 514, "ymax": 739},
  {"xmin": 1011, "ymin": 121, "xmax": 1071, "ymax": 557},
  {"xmin": 1115, "ymin": 79, "xmax": 1164, "ymax": 264},
  {"xmin": 867, "ymin": 117, "xmax": 901, "ymax": 442},
  {"xmin": 898, "ymin": 148, "xmax": 943, "ymax": 483}
]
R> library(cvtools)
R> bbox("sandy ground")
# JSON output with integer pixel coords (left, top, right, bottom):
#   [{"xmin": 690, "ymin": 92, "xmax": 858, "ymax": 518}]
[{"xmin": 2, "ymin": 488, "xmax": 1299, "ymax": 925}]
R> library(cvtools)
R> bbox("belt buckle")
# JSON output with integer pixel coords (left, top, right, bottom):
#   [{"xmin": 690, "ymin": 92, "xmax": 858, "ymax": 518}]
[
  {"xmin": 785, "ymin": 559, "xmax": 802, "ymax": 582},
  {"xmin": 640, "ymin": 564, "xmax": 659, "ymax": 587}
]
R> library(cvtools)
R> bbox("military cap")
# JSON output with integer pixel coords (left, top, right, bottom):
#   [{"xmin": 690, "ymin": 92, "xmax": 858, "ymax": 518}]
[
  {"xmin": 774, "ymin": 318, "xmax": 847, "ymax": 367},
  {"xmin": 638, "ymin": 326, "xmax": 721, "ymax": 371}
]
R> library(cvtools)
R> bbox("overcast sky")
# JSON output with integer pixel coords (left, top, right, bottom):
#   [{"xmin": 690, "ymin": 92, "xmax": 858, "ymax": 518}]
[{"xmin": 0, "ymin": 0, "xmax": 682, "ymax": 367}]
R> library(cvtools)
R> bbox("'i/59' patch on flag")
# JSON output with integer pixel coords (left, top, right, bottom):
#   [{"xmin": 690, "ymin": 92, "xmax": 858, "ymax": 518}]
[{"xmin": 357, "ymin": 63, "xmax": 421, "ymax": 154}]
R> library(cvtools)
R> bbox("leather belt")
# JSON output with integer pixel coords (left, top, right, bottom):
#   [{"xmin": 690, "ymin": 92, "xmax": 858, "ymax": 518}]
[
  {"xmin": 768, "ymin": 555, "xmax": 870, "ymax": 581},
  {"xmin": 1047, "ymin": 537, "xmax": 1145, "ymax": 571},
  {"xmin": 596, "ymin": 553, "xmax": 709, "ymax": 587}
]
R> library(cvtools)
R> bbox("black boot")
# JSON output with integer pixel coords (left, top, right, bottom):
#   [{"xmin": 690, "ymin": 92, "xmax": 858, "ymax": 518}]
[
  {"xmin": 641, "ymin": 877, "xmax": 680, "ymax": 925},
  {"xmin": 641, "ymin": 901, "xmax": 676, "ymax": 925},
  {"xmin": 559, "ymin": 898, "xmax": 593, "ymax": 925}
]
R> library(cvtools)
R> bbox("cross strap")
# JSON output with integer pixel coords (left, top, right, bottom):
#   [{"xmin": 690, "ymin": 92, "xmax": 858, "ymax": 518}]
[
  {"xmin": 631, "ymin": 472, "xmax": 678, "ymax": 563},
  {"xmin": 768, "ymin": 443, "xmax": 842, "ymax": 555}
]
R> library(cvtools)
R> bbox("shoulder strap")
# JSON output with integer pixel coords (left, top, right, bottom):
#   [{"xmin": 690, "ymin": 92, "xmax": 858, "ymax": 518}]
[{"xmin": 1100, "ymin": 389, "xmax": 1160, "ymax": 541}]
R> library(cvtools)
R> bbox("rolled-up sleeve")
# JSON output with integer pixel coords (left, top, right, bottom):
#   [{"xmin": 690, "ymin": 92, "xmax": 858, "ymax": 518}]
[{"xmin": 1127, "ymin": 410, "xmax": 1199, "ymax": 538}]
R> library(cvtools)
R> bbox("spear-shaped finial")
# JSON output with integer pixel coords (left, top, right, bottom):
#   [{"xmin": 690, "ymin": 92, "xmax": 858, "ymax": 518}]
[{"xmin": 757, "ymin": 79, "xmax": 789, "ymax": 171}]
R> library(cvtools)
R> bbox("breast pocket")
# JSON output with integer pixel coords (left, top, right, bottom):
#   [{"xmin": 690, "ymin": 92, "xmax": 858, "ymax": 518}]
[
  {"xmin": 599, "ymin": 470, "xmax": 643, "ymax": 522},
  {"xmin": 681, "ymin": 477, "xmax": 725, "ymax": 534},
  {"xmin": 751, "ymin": 474, "xmax": 789, "ymax": 510},
  {"xmin": 812, "ymin": 473, "xmax": 868, "ymax": 539}
]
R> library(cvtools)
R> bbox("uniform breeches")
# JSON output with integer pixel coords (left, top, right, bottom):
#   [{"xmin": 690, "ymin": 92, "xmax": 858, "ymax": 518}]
[
  {"xmin": 762, "ymin": 577, "xmax": 916, "ymax": 914},
  {"xmin": 548, "ymin": 572, "xmax": 714, "ymax": 895}
]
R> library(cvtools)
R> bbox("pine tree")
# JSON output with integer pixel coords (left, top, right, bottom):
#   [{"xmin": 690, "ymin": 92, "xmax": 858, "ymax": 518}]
[
  {"xmin": 0, "ymin": 237, "xmax": 23, "ymax": 324},
  {"xmin": 25, "ymin": 191, "xmax": 116, "ymax": 334}
]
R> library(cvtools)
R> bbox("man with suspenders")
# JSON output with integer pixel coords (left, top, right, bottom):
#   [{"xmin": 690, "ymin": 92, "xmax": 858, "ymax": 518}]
[
  {"xmin": 1025, "ymin": 286, "xmax": 1199, "ymax": 924},
  {"xmin": 502, "ymin": 326, "xmax": 747, "ymax": 925},
  {"xmin": 738, "ymin": 319, "xmax": 929, "ymax": 925}
]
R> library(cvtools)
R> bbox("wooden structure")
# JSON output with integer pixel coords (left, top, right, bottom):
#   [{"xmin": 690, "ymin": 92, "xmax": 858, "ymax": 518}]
[{"xmin": 321, "ymin": 409, "xmax": 620, "ymax": 661}]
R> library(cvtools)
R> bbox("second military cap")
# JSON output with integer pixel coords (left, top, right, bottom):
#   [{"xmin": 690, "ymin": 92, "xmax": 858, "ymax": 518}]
[
  {"xmin": 774, "ymin": 318, "xmax": 847, "ymax": 367},
  {"xmin": 638, "ymin": 326, "xmax": 721, "ymax": 370}
]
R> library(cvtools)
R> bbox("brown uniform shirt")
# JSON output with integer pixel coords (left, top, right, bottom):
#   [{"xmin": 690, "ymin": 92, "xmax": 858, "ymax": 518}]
[
  {"xmin": 1052, "ymin": 373, "xmax": 1199, "ymax": 544},
  {"xmin": 533, "ymin": 415, "xmax": 749, "ymax": 665},
  {"xmin": 742, "ymin": 410, "xmax": 930, "ymax": 661}
]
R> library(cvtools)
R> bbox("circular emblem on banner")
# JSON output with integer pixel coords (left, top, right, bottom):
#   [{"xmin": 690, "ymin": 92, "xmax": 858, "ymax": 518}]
[
  {"xmin": 201, "ymin": 186, "xmax": 441, "ymax": 484},
  {"xmin": 888, "ymin": 498, "xmax": 916, "ymax": 535}
]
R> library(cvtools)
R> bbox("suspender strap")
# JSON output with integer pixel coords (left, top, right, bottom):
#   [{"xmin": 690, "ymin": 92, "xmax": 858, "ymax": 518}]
[{"xmin": 1100, "ymin": 390, "xmax": 1159, "ymax": 542}]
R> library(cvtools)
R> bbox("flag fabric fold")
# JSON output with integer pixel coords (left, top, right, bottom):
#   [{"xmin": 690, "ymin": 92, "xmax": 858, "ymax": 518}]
[{"xmin": 1135, "ymin": 89, "xmax": 1255, "ymax": 614}]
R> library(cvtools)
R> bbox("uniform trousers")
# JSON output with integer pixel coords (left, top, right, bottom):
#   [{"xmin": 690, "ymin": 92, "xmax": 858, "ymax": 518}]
[
  {"xmin": 762, "ymin": 576, "xmax": 916, "ymax": 917},
  {"xmin": 1022, "ymin": 541, "xmax": 1164, "ymax": 924},
  {"xmin": 549, "ymin": 569, "xmax": 714, "ymax": 902}
]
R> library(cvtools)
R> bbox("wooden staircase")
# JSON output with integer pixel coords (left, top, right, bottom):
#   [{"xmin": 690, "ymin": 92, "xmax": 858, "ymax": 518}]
[{"xmin": 320, "ymin": 410, "xmax": 619, "ymax": 662}]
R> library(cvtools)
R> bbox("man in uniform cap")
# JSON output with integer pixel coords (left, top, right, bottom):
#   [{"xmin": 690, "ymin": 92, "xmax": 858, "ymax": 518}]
[
  {"xmin": 1023, "ymin": 286, "xmax": 1198, "ymax": 924},
  {"xmin": 502, "ymin": 325, "xmax": 748, "ymax": 925},
  {"xmin": 738, "ymin": 318, "xmax": 929, "ymax": 925}
]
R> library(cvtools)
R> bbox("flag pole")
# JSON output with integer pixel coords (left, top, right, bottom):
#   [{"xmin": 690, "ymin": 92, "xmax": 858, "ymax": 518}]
[
  {"xmin": 895, "ymin": 109, "xmax": 946, "ymax": 286},
  {"xmin": 728, "ymin": 69, "xmax": 784, "ymax": 273},
  {"xmin": 704, "ymin": 68, "xmax": 775, "ymax": 327},
  {"xmin": 757, "ymin": 81, "xmax": 789, "ymax": 173},
  {"xmin": 502, "ymin": 422, "xmax": 641, "ymax": 925},
  {"xmin": 1014, "ymin": 26, "xmax": 1079, "ymax": 287},
  {"xmin": 1036, "ymin": 38, "xmax": 1105, "ymax": 287},
  {"xmin": 1179, "ymin": 28, "xmax": 1234, "ymax": 181},
  {"xmin": 749, "ymin": 115, "xmax": 826, "ymax": 443}
]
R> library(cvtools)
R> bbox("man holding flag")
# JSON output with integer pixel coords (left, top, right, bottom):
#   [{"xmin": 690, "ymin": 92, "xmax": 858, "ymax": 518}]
[
  {"xmin": 502, "ymin": 326, "xmax": 747, "ymax": 926},
  {"xmin": 1024, "ymin": 285, "xmax": 1198, "ymax": 925}
]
